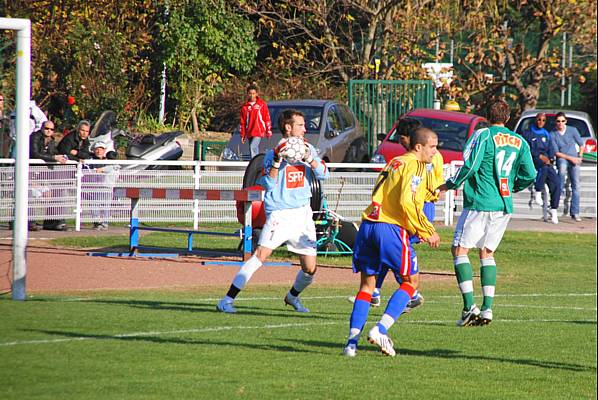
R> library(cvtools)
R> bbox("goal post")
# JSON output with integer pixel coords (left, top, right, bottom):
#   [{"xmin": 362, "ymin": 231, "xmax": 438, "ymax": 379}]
[{"xmin": 0, "ymin": 17, "xmax": 32, "ymax": 300}]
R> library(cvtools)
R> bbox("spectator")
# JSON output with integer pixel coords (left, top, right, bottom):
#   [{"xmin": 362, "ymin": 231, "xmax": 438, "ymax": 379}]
[
  {"xmin": 83, "ymin": 141, "xmax": 115, "ymax": 231},
  {"xmin": 217, "ymin": 109, "xmax": 330, "ymax": 314},
  {"xmin": 29, "ymin": 120, "xmax": 69, "ymax": 231},
  {"xmin": 239, "ymin": 83, "xmax": 272, "ymax": 159},
  {"xmin": 438, "ymin": 99, "xmax": 536, "ymax": 327},
  {"xmin": 550, "ymin": 112, "xmax": 585, "ymax": 222},
  {"xmin": 9, "ymin": 100, "xmax": 48, "ymax": 158},
  {"xmin": 343, "ymin": 128, "xmax": 441, "ymax": 357},
  {"xmin": 57, "ymin": 119, "xmax": 93, "ymax": 161},
  {"xmin": 522, "ymin": 112, "xmax": 561, "ymax": 224},
  {"xmin": 0, "ymin": 93, "xmax": 9, "ymax": 157}
]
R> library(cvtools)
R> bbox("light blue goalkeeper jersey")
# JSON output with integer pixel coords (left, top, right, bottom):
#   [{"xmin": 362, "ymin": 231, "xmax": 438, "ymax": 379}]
[{"xmin": 258, "ymin": 143, "xmax": 330, "ymax": 213}]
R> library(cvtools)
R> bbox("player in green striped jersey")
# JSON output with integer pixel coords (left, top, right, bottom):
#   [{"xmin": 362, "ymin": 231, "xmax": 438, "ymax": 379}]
[{"xmin": 438, "ymin": 99, "xmax": 537, "ymax": 326}]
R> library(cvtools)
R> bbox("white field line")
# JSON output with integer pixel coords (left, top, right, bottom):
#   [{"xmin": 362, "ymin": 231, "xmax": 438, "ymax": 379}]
[
  {"xmin": 2, "ymin": 318, "xmax": 597, "ymax": 348},
  {"xmin": 3, "ymin": 292, "xmax": 594, "ymax": 347},
  {"xmin": 51, "ymin": 292, "xmax": 597, "ymax": 303}
]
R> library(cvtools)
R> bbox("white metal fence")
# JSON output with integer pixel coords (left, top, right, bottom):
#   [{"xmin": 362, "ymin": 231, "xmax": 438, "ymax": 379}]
[{"xmin": 0, "ymin": 159, "xmax": 595, "ymax": 230}]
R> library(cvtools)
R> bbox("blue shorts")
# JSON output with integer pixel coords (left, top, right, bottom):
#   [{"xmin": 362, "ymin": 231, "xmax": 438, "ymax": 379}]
[
  {"xmin": 410, "ymin": 202, "xmax": 435, "ymax": 245},
  {"xmin": 352, "ymin": 220, "xmax": 419, "ymax": 278}
]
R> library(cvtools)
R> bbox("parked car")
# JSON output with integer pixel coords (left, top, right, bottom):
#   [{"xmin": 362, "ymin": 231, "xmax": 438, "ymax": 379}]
[
  {"xmin": 220, "ymin": 99, "xmax": 369, "ymax": 163},
  {"xmin": 513, "ymin": 109, "xmax": 596, "ymax": 163},
  {"xmin": 371, "ymin": 109, "xmax": 489, "ymax": 164}
]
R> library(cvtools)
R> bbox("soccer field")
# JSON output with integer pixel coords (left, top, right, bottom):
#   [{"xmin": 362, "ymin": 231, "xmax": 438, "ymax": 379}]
[{"xmin": 1, "ymin": 231, "xmax": 596, "ymax": 399}]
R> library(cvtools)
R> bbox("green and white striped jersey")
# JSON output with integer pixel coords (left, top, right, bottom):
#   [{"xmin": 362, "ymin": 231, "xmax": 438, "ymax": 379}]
[{"xmin": 446, "ymin": 125, "xmax": 537, "ymax": 214}]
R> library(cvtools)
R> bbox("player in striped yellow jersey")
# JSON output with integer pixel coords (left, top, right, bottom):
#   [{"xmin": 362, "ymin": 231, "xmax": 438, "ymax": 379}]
[
  {"xmin": 343, "ymin": 127, "xmax": 441, "ymax": 357},
  {"xmin": 348, "ymin": 118, "xmax": 444, "ymax": 311}
]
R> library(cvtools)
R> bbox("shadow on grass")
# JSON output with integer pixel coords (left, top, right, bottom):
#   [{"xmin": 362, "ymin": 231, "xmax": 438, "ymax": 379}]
[
  {"xmin": 28, "ymin": 329, "xmax": 316, "ymax": 354},
  {"xmin": 26, "ymin": 296, "xmax": 334, "ymax": 320},
  {"xmin": 286, "ymin": 337, "xmax": 596, "ymax": 372}
]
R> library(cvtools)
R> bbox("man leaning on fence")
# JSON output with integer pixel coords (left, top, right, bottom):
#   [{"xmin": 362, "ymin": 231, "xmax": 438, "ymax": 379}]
[{"xmin": 28, "ymin": 120, "xmax": 69, "ymax": 231}]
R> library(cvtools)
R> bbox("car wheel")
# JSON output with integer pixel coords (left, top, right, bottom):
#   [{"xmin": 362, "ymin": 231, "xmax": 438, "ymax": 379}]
[
  {"xmin": 240, "ymin": 152, "xmax": 322, "ymax": 215},
  {"xmin": 336, "ymin": 219, "xmax": 358, "ymax": 250},
  {"xmin": 242, "ymin": 154, "xmax": 266, "ymax": 188}
]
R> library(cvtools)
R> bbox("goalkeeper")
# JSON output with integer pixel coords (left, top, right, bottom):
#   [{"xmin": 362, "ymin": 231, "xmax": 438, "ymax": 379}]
[{"xmin": 217, "ymin": 109, "xmax": 329, "ymax": 314}]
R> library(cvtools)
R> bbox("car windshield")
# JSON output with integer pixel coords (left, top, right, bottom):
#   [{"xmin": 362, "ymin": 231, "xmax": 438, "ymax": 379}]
[
  {"xmin": 515, "ymin": 116, "xmax": 592, "ymax": 139},
  {"xmin": 267, "ymin": 105, "xmax": 324, "ymax": 134},
  {"xmin": 386, "ymin": 116, "xmax": 468, "ymax": 152}
]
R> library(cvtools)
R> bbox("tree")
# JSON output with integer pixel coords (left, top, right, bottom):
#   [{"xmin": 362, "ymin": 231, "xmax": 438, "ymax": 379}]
[
  {"xmin": 448, "ymin": 0, "xmax": 597, "ymax": 113},
  {"xmin": 160, "ymin": 0, "xmax": 258, "ymax": 134},
  {"xmin": 1, "ymin": 0, "xmax": 160, "ymax": 126},
  {"xmin": 235, "ymin": 0, "xmax": 443, "ymax": 86}
]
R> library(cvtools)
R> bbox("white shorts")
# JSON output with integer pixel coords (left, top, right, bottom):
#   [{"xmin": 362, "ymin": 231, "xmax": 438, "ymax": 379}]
[
  {"xmin": 452, "ymin": 209, "xmax": 511, "ymax": 252},
  {"xmin": 258, "ymin": 205, "xmax": 317, "ymax": 256}
]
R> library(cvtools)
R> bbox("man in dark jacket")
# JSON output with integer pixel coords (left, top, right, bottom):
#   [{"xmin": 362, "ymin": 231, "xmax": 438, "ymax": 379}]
[
  {"xmin": 522, "ymin": 112, "xmax": 561, "ymax": 224},
  {"xmin": 29, "ymin": 120, "xmax": 69, "ymax": 231},
  {"xmin": 57, "ymin": 119, "xmax": 93, "ymax": 160}
]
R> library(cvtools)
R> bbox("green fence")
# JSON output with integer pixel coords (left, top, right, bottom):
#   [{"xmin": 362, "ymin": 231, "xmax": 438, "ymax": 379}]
[
  {"xmin": 194, "ymin": 140, "xmax": 228, "ymax": 161},
  {"xmin": 348, "ymin": 80, "xmax": 434, "ymax": 156}
]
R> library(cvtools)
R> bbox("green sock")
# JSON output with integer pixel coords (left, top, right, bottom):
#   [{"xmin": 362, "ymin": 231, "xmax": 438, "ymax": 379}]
[
  {"xmin": 480, "ymin": 259, "xmax": 497, "ymax": 311},
  {"xmin": 454, "ymin": 255, "xmax": 474, "ymax": 310}
]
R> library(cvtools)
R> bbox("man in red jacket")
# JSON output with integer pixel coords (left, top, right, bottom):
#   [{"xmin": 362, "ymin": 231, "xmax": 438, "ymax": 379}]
[{"xmin": 240, "ymin": 84, "xmax": 272, "ymax": 158}]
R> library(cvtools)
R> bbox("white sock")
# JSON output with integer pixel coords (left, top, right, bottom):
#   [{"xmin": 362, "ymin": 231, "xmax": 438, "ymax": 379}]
[
  {"xmin": 292, "ymin": 270, "xmax": 314, "ymax": 293},
  {"xmin": 232, "ymin": 255, "xmax": 262, "ymax": 290}
]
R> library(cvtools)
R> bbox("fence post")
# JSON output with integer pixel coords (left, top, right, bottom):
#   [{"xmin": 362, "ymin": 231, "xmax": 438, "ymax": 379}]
[
  {"xmin": 193, "ymin": 160, "xmax": 200, "ymax": 230},
  {"xmin": 75, "ymin": 162, "xmax": 83, "ymax": 231}
]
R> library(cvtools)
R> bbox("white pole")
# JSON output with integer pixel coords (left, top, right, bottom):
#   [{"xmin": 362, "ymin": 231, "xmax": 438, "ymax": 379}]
[
  {"xmin": 568, "ymin": 43, "xmax": 573, "ymax": 106},
  {"xmin": 561, "ymin": 32, "xmax": 566, "ymax": 107},
  {"xmin": 158, "ymin": 1, "xmax": 169, "ymax": 124},
  {"xmin": 0, "ymin": 18, "xmax": 32, "ymax": 301},
  {"xmin": 159, "ymin": 63, "xmax": 166, "ymax": 124}
]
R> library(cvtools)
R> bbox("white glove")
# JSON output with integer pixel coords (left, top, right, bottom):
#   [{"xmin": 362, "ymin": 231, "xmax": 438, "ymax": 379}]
[{"xmin": 302, "ymin": 144, "xmax": 314, "ymax": 164}]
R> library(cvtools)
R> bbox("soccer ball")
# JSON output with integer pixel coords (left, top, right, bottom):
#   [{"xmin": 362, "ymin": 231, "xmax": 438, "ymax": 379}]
[{"xmin": 284, "ymin": 136, "xmax": 307, "ymax": 163}]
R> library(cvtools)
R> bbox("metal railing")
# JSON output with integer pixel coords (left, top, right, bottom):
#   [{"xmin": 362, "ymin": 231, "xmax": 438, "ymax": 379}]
[{"xmin": 0, "ymin": 159, "xmax": 595, "ymax": 230}]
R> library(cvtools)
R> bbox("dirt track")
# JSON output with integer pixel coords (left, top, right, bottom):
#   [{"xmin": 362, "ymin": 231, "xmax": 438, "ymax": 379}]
[{"xmin": 0, "ymin": 217, "xmax": 595, "ymax": 294}]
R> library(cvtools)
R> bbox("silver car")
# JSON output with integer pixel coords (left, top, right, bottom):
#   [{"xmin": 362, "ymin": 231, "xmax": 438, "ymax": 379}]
[{"xmin": 221, "ymin": 99, "xmax": 368, "ymax": 163}]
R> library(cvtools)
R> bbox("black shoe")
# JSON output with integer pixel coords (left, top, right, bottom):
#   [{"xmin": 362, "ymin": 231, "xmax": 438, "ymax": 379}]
[
  {"xmin": 45, "ymin": 223, "xmax": 69, "ymax": 231},
  {"xmin": 28, "ymin": 222, "xmax": 42, "ymax": 231}
]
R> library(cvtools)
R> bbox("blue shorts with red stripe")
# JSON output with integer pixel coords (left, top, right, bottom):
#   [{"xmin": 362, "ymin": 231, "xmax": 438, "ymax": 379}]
[
  {"xmin": 352, "ymin": 220, "xmax": 419, "ymax": 278},
  {"xmin": 410, "ymin": 202, "xmax": 435, "ymax": 245}
]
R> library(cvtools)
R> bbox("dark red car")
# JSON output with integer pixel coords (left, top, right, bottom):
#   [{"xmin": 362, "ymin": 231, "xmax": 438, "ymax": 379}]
[{"xmin": 371, "ymin": 109, "xmax": 489, "ymax": 164}]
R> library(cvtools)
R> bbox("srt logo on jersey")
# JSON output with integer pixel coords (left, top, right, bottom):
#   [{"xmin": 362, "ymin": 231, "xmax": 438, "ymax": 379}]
[
  {"xmin": 493, "ymin": 133, "xmax": 522, "ymax": 149},
  {"xmin": 411, "ymin": 175, "xmax": 422, "ymax": 194},
  {"xmin": 499, "ymin": 177, "xmax": 510, "ymax": 197},
  {"xmin": 366, "ymin": 202, "xmax": 381, "ymax": 220},
  {"xmin": 285, "ymin": 165, "xmax": 306, "ymax": 188}
]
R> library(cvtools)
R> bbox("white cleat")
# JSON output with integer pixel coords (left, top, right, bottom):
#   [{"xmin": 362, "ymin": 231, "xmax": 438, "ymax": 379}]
[
  {"xmin": 550, "ymin": 209, "xmax": 559, "ymax": 224},
  {"xmin": 284, "ymin": 294, "xmax": 310, "ymax": 312},
  {"xmin": 534, "ymin": 191, "xmax": 543, "ymax": 206},
  {"xmin": 456, "ymin": 304, "xmax": 481, "ymax": 327},
  {"xmin": 367, "ymin": 325, "xmax": 396, "ymax": 357},
  {"xmin": 343, "ymin": 343, "xmax": 357, "ymax": 357},
  {"xmin": 479, "ymin": 309, "xmax": 493, "ymax": 325},
  {"xmin": 216, "ymin": 298, "xmax": 237, "ymax": 314}
]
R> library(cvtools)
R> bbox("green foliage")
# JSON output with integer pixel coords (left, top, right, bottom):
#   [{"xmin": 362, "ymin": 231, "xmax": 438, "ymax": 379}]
[
  {"xmin": 160, "ymin": 0, "xmax": 258, "ymax": 133},
  {"xmin": 63, "ymin": 21, "xmax": 129, "ymax": 122}
]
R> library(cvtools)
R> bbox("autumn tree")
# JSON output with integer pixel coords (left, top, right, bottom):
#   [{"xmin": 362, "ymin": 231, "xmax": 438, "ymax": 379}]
[
  {"xmin": 426, "ymin": 0, "xmax": 597, "ymax": 113},
  {"xmin": 235, "ymin": 0, "xmax": 444, "ymax": 86}
]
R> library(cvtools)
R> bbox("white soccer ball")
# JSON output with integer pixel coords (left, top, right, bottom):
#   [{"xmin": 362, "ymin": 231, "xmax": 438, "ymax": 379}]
[{"xmin": 284, "ymin": 136, "xmax": 307, "ymax": 163}]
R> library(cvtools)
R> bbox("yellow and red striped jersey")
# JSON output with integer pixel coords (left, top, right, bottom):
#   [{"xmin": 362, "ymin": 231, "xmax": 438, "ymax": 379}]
[{"xmin": 361, "ymin": 152, "xmax": 436, "ymax": 240}]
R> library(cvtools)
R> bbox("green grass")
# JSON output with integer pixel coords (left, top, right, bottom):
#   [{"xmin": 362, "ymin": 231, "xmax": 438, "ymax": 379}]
[{"xmin": 1, "ymin": 230, "xmax": 596, "ymax": 399}]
